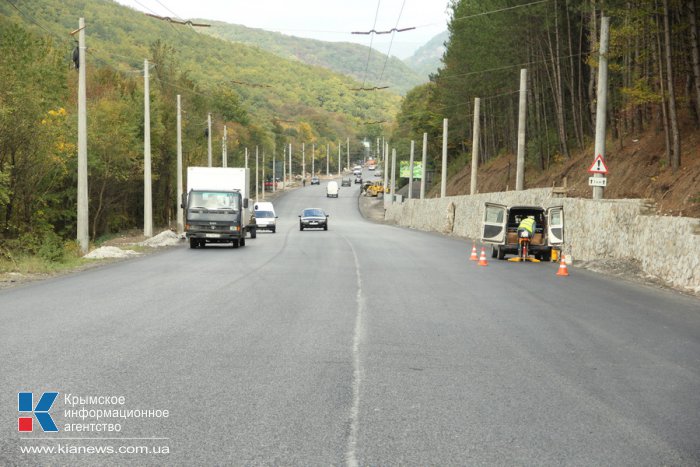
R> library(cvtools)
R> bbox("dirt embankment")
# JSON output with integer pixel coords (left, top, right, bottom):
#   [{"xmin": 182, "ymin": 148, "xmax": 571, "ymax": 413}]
[{"xmin": 444, "ymin": 119, "xmax": 700, "ymax": 218}]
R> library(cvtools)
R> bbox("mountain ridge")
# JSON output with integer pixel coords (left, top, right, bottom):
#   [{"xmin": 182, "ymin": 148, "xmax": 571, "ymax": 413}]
[{"xmin": 197, "ymin": 20, "xmax": 425, "ymax": 95}]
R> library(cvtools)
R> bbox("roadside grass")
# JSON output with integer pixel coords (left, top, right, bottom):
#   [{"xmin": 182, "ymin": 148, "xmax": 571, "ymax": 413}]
[
  {"xmin": 0, "ymin": 245, "xmax": 85, "ymax": 275},
  {"xmin": 0, "ymin": 234, "xmax": 146, "ymax": 276}
]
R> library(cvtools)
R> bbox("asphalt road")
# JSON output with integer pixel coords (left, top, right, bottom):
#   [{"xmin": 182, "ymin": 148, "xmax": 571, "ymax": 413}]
[{"xmin": 1, "ymin": 172, "xmax": 699, "ymax": 466}]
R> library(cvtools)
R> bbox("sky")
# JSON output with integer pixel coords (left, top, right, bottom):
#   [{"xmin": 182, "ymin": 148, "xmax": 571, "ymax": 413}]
[{"xmin": 112, "ymin": 0, "xmax": 451, "ymax": 59}]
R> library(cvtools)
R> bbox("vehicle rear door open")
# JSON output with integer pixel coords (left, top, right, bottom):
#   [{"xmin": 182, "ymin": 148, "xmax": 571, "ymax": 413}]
[
  {"xmin": 546, "ymin": 206, "xmax": 564, "ymax": 245},
  {"xmin": 481, "ymin": 203, "xmax": 507, "ymax": 244}
]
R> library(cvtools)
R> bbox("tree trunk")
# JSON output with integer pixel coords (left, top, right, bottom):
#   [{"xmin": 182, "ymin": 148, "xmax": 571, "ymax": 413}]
[
  {"xmin": 688, "ymin": 0, "xmax": 700, "ymax": 126},
  {"xmin": 663, "ymin": 0, "xmax": 681, "ymax": 171},
  {"xmin": 551, "ymin": 1, "xmax": 570, "ymax": 158},
  {"xmin": 566, "ymin": 0, "xmax": 583, "ymax": 147},
  {"xmin": 588, "ymin": 0, "xmax": 598, "ymax": 126},
  {"xmin": 655, "ymin": 2, "xmax": 672, "ymax": 161}
]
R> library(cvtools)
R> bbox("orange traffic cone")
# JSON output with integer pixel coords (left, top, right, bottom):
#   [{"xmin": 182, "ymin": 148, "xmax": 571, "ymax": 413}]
[
  {"xmin": 556, "ymin": 258, "xmax": 569, "ymax": 276},
  {"xmin": 478, "ymin": 247, "xmax": 488, "ymax": 266},
  {"xmin": 470, "ymin": 243, "xmax": 478, "ymax": 261}
]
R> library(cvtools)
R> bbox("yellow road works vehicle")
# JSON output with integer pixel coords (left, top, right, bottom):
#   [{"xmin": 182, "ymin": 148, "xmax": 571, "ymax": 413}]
[{"xmin": 367, "ymin": 181, "xmax": 385, "ymax": 197}]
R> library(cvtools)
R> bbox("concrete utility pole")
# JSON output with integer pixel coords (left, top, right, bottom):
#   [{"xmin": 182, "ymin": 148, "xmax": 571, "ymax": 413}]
[
  {"xmin": 470, "ymin": 97, "xmax": 481, "ymax": 195},
  {"xmin": 261, "ymin": 150, "xmax": 265, "ymax": 200},
  {"xmin": 516, "ymin": 68, "xmax": 527, "ymax": 191},
  {"xmin": 326, "ymin": 144, "xmax": 330, "ymax": 176},
  {"xmin": 283, "ymin": 145, "xmax": 287, "ymax": 189},
  {"xmin": 382, "ymin": 137, "xmax": 385, "ymax": 164},
  {"xmin": 222, "ymin": 125, "xmax": 227, "ymax": 168},
  {"xmin": 593, "ymin": 17, "xmax": 610, "ymax": 200},
  {"xmin": 176, "ymin": 94, "xmax": 183, "ymax": 235},
  {"xmin": 346, "ymin": 137, "xmax": 350, "ymax": 170},
  {"xmin": 272, "ymin": 152, "xmax": 276, "ymax": 193},
  {"xmin": 338, "ymin": 144, "xmax": 341, "ymax": 176},
  {"xmin": 207, "ymin": 113, "xmax": 212, "ymax": 167},
  {"xmin": 408, "ymin": 140, "xmax": 415, "ymax": 200},
  {"xmin": 383, "ymin": 143, "xmax": 389, "ymax": 196},
  {"xmin": 143, "ymin": 59, "xmax": 153, "ymax": 238},
  {"xmin": 441, "ymin": 118, "xmax": 448, "ymax": 198},
  {"xmin": 390, "ymin": 148, "xmax": 397, "ymax": 203},
  {"xmin": 420, "ymin": 132, "xmax": 427, "ymax": 200},
  {"xmin": 255, "ymin": 146, "xmax": 259, "ymax": 202},
  {"xmin": 288, "ymin": 143, "xmax": 292, "ymax": 184},
  {"xmin": 76, "ymin": 18, "xmax": 89, "ymax": 255},
  {"xmin": 311, "ymin": 144, "xmax": 315, "ymax": 176},
  {"xmin": 245, "ymin": 147, "xmax": 248, "ymax": 169},
  {"xmin": 302, "ymin": 143, "xmax": 305, "ymax": 181}
]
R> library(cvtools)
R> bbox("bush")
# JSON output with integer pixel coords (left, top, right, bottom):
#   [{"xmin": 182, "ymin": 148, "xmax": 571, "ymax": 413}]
[{"xmin": 37, "ymin": 230, "xmax": 65, "ymax": 263}]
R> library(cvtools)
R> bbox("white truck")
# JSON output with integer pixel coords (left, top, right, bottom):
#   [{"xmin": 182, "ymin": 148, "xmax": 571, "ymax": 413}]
[{"xmin": 182, "ymin": 167, "xmax": 256, "ymax": 249}]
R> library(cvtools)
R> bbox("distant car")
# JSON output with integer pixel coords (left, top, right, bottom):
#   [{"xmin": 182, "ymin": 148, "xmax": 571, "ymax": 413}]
[
  {"xmin": 354, "ymin": 175, "xmax": 362, "ymax": 184},
  {"xmin": 327, "ymin": 180, "xmax": 339, "ymax": 198},
  {"xmin": 310, "ymin": 176, "xmax": 320, "ymax": 185},
  {"xmin": 299, "ymin": 208, "xmax": 328, "ymax": 231},
  {"xmin": 341, "ymin": 177, "xmax": 352, "ymax": 187}
]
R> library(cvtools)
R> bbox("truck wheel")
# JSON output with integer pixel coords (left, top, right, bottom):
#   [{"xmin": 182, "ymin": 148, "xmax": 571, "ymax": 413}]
[
  {"xmin": 232, "ymin": 240, "xmax": 239, "ymax": 248},
  {"xmin": 250, "ymin": 228, "xmax": 257, "ymax": 239},
  {"xmin": 497, "ymin": 246, "xmax": 506, "ymax": 260},
  {"xmin": 240, "ymin": 236, "xmax": 246, "ymax": 247},
  {"xmin": 189, "ymin": 238, "xmax": 197, "ymax": 249},
  {"xmin": 491, "ymin": 246, "xmax": 497, "ymax": 259}
]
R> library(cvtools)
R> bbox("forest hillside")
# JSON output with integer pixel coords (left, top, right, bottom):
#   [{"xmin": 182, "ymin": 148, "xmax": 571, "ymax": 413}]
[
  {"xmin": 391, "ymin": 0, "xmax": 700, "ymax": 219},
  {"xmin": 199, "ymin": 21, "xmax": 424, "ymax": 94}
]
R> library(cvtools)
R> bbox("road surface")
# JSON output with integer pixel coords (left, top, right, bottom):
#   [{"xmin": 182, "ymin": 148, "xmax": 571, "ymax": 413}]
[{"xmin": 1, "ymin": 172, "xmax": 699, "ymax": 465}]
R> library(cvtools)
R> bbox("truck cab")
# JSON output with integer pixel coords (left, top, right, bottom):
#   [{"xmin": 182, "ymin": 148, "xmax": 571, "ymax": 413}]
[
  {"xmin": 481, "ymin": 203, "xmax": 564, "ymax": 261},
  {"xmin": 184, "ymin": 189, "xmax": 249, "ymax": 248}
]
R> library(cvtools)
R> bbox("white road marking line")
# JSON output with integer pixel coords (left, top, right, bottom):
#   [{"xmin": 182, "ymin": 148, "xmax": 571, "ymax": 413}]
[{"xmin": 344, "ymin": 238, "xmax": 364, "ymax": 467}]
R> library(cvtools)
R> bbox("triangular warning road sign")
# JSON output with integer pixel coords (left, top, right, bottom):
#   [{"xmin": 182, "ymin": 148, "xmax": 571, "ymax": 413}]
[{"xmin": 588, "ymin": 154, "xmax": 608, "ymax": 174}]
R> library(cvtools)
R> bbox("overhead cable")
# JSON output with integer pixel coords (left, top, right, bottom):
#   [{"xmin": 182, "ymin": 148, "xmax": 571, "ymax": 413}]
[{"xmin": 360, "ymin": 0, "xmax": 382, "ymax": 88}]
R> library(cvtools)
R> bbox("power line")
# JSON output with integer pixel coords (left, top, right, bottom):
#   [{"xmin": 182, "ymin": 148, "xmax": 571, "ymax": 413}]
[
  {"xmin": 352, "ymin": 26, "xmax": 415, "ymax": 35},
  {"xmin": 414, "ymin": 0, "xmax": 550, "ymax": 29},
  {"xmin": 349, "ymin": 86, "xmax": 390, "ymax": 91},
  {"xmin": 377, "ymin": 0, "xmax": 407, "ymax": 83},
  {"xmin": 437, "ymin": 52, "xmax": 586, "ymax": 82},
  {"xmin": 145, "ymin": 13, "xmax": 210, "ymax": 28},
  {"xmin": 3, "ymin": 0, "xmax": 71, "ymax": 45},
  {"xmin": 360, "ymin": 0, "xmax": 382, "ymax": 89}
]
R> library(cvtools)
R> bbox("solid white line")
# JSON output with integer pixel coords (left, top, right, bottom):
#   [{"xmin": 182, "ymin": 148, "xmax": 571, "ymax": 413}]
[{"xmin": 344, "ymin": 238, "xmax": 364, "ymax": 467}]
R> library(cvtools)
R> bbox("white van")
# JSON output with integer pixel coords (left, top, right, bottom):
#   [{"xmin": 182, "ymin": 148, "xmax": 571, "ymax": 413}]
[
  {"xmin": 481, "ymin": 203, "xmax": 564, "ymax": 260},
  {"xmin": 326, "ymin": 181, "xmax": 339, "ymax": 198},
  {"xmin": 253, "ymin": 201, "xmax": 278, "ymax": 233}
]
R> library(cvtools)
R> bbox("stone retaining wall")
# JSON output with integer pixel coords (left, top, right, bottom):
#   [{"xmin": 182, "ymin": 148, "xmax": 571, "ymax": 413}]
[{"xmin": 384, "ymin": 189, "xmax": 700, "ymax": 295}]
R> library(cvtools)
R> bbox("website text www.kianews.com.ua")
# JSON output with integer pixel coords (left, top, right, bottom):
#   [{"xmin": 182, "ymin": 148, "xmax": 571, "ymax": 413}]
[{"xmin": 20, "ymin": 443, "xmax": 169, "ymax": 455}]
